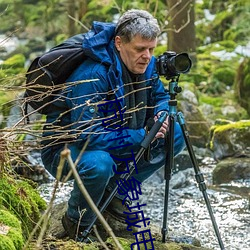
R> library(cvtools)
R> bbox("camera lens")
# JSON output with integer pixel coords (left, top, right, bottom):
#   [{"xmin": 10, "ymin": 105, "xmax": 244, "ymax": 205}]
[
  {"xmin": 174, "ymin": 53, "xmax": 192, "ymax": 73},
  {"xmin": 156, "ymin": 51, "xmax": 192, "ymax": 79}
]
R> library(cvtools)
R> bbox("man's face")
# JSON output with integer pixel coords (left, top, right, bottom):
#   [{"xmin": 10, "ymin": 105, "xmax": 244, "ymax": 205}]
[{"xmin": 115, "ymin": 35, "xmax": 157, "ymax": 74}]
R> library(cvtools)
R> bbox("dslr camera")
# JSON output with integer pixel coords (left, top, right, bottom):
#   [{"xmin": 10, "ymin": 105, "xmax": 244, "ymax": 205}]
[{"xmin": 156, "ymin": 51, "xmax": 192, "ymax": 79}]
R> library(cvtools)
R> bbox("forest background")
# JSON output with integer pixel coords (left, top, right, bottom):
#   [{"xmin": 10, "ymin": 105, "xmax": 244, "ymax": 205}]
[{"xmin": 0, "ymin": 0, "xmax": 250, "ymax": 126}]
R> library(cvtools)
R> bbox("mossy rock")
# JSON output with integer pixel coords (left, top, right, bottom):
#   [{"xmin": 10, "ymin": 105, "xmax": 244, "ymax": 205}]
[
  {"xmin": 0, "ymin": 174, "xmax": 47, "ymax": 239},
  {"xmin": 199, "ymin": 92, "xmax": 248, "ymax": 122},
  {"xmin": 179, "ymin": 100, "xmax": 210, "ymax": 148},
  {"xmin": 0, "ymin": 209, "xmax": 24, "ymax": 250},
  {"xmin": 209, "ymin": 120, "xmax": 250, "ymax": 160}
]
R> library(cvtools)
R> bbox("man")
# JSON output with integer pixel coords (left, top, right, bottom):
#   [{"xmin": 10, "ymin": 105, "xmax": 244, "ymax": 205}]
[{"xmin": 41, "ymin": 9, "xmax": 185, "ymax": 241}]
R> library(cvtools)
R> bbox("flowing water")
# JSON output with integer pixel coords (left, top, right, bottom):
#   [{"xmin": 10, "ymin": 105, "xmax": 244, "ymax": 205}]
[
  {"xmin": 139, "ymin": 157, "xmax": 250, "ymax": 250},
  {"xmin": 38, "ymin": 156, "xmax": 250, "ymax": 250}
]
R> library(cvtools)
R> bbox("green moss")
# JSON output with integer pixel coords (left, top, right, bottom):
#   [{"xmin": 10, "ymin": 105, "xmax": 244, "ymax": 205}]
[
  {"xmin": 0, "ymin": 209, "xmax": 21, "ymax": 229},
  {"xmin": 0, "ymin": 175, "xmax": 47, "ymax": 239},
  {"xmin": 213, "ymin": 120, "xmax": 250, "ymax": 133},
  {"xmin": 7, "ymin": 228, "xmax": 24, "ymax": 249},
  {"xmin": 0, "ymin": 235, "xmax": 16, "ymax": 250},
  {"xmin": 106, "ymin": 237, "xmax": 134, "ymax": 250},
  {"xmin": 199, "ymin": 95, "xmax": 224, "ymax": 107},
  {"xmin": 0, "ymin": 209, "xmax": 24, "ymax": 249}
]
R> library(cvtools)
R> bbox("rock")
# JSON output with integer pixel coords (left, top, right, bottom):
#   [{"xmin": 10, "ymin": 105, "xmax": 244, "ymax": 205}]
[
  {"xmin": 209, "ymin": 120, "xmax": 250, "ymax": 160},
  {"xmin": 179, "ymin": 100, "xmax": 211, "ymax": 148},
  {"xmin": 213, "ymin": 157, "xmax": 250, "ymax": 184},
  {"xmin": 170, "ymin": 168, "xmax": 193, "ymax": 189}
]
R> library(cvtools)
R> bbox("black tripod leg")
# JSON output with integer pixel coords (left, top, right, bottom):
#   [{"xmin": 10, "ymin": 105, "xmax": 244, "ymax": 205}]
[
  {"xmin": 177, "ymin": 112, "xmax": 225, "ymax": 250},
  {"xmin": 162, "ymin": 113, "xmax": 175, "ymax": 243}
]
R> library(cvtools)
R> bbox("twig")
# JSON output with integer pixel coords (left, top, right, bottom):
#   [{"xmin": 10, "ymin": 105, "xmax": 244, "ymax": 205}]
[
  {"xmin": 93, "ymin": 225, "xmax": 109, "ymax": 250},
  {"xmin": 68, "ymin": 14, "xmax": 89, "ymax": 31},
  {"xmin": 61, "ymin": 148, "xmax": 124, "ymax": 250}
]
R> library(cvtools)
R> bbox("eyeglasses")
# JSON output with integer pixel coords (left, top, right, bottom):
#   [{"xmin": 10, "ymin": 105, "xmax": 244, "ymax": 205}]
[{"xmin": 115, "ymin": 17, "xmax": 139, "ymax": 35}]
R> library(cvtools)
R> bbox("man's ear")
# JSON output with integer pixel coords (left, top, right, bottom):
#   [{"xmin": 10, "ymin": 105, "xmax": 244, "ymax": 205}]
[{"xmin": 115, "ymin": 36, "xmax": 122, "ymax": 51}]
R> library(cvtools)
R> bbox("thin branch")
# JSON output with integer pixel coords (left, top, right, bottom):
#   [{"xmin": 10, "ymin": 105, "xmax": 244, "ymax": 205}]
[
  {"xmin": 68, "ymin": 14, "xmax": 90, "ymax": 32},
  {"xmin": 61, "ymin": 148, "xmax": 124, "ymax": 250}
]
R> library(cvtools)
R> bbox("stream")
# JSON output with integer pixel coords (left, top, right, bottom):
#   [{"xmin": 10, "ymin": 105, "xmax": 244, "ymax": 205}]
[{"xmin": 38, "ymin": 155, "xmax": 250, "ymax": 250}]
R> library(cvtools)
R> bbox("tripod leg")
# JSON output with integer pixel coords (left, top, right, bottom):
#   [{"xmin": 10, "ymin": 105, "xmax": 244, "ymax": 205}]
[
  {"xmin": 162, "ymin": 114, "xmax": 175, "ymax": 243},
  {"xmin": 177, "ymin": 112, "xmax": 225, "ymax": 250}
]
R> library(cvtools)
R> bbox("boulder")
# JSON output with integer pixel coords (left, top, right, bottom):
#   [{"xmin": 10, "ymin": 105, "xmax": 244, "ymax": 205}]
[
  {"xmin": 179, "ymin": 100, "xmax": 211, "ymax": 148},
  {"xmin": 213, "ymin": 157, "xmax": 250, "ymax": 184},
  {"xmin": 209, "ymin": 119, "xmax": 250, "ymax": 160}
]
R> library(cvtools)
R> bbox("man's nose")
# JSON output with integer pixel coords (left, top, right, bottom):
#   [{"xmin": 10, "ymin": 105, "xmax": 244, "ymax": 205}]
[{"xmin": 142, "ymin": 50, "xmax": 151, "ymax": 59}]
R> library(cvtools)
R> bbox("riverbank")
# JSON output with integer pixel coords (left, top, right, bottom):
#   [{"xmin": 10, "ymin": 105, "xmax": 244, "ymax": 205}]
[{"xmin": 38, "ymin": 154, "xmax": 250, "ymax": 250}]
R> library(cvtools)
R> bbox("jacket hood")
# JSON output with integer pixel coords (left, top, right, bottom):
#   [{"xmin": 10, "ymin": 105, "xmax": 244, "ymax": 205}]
[{"xmin": 82, "ymin": 21, "xmax": 116, "ymax": 65}]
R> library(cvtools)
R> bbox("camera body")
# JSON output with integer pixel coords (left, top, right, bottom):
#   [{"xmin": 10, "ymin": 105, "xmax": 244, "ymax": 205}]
[{"xmin": 156, "ymin": 51, "xmax": 192, "ymax": 79}]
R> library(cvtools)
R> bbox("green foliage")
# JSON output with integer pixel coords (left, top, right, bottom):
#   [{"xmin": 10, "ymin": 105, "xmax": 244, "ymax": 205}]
[
  {"xmin": 196, "ymin": 0, "xmax": 250, "ymax": 47},
  {"xmin": 0, "ymin": 54, "xmax": 26, "ymax": 84},
  {"xmin": 1, "ymin": 54, "xmax": 25, "ymax": 69},
  {"xmin": 213, "ymin": 67, "xmax": 235, "ymax": 86}
]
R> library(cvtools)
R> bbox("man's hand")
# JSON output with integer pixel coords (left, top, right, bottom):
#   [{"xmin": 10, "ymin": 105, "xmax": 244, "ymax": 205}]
[{"xmin": 154, "ymin": 111, "xmax": 169, "ymax": 139}]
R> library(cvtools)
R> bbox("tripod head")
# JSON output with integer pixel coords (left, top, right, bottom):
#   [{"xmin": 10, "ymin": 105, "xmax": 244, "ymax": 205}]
[{"xmin": 168, "ymin": 76, "xmax": 182, "ymax": 100}]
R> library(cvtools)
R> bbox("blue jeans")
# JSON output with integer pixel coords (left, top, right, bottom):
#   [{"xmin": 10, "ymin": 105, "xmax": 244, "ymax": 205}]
[{"xmin": 41, "ymin": 122, "xmax": 185, "ymax": 226}]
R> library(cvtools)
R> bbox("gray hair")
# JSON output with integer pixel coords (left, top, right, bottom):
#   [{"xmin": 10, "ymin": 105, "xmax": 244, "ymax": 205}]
[{"xmin": 115, "ymin": 9, "xmax": 161, "ymax": 43}]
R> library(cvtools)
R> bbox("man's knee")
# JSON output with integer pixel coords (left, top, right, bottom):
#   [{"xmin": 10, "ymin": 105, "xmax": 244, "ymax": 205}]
[{"xmin": 77, "ymin": 150, "xmax": 115, "ymax": 180}]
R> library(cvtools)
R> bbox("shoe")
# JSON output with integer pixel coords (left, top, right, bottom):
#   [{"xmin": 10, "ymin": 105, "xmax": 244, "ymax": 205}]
[
  {"xmin": 104, "ymin": 195, "xmax": 132, "ymax": 223},
  {"xmin": 102, "ymin": 195, "xmax": 142, "ymax": 237},
  {"xmin": 61, "ymin": 213, "xmax": 97, "ymax": 242}
]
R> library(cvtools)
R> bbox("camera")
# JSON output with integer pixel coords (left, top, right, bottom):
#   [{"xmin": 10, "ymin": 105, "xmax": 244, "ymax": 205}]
[{"xmin": 156, "ymin": 51, "xmax": 192, "ymax": 79}]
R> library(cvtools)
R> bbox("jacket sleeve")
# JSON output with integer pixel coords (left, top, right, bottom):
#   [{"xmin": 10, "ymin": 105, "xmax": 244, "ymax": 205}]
[{"xmin": 65, "ymin": 61, "xmax": 146, "ymax": 153}]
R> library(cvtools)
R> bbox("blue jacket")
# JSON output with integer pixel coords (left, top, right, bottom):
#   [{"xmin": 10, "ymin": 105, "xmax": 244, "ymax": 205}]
[{"xmin": 44, "ymin": 21, "xmax": 170, "ymax": 154}]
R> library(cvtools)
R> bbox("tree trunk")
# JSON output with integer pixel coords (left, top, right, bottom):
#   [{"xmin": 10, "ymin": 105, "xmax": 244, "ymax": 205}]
[
  {"xmin": 167, "ymin": 0, "xmax": 196, "ymax": 62},
  {"xmin": 78, "ymin": 0, "xmax": 88, "ymax": 20},
  {"xmin": 67, "ymin": 0, "xmax": 76, "ymax": 36}
]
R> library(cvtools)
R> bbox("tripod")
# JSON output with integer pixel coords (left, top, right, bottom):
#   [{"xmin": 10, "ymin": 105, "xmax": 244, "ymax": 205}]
[{"xmin": 162, "ymin": 77, "xmax": 225, "ymax": 249}]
